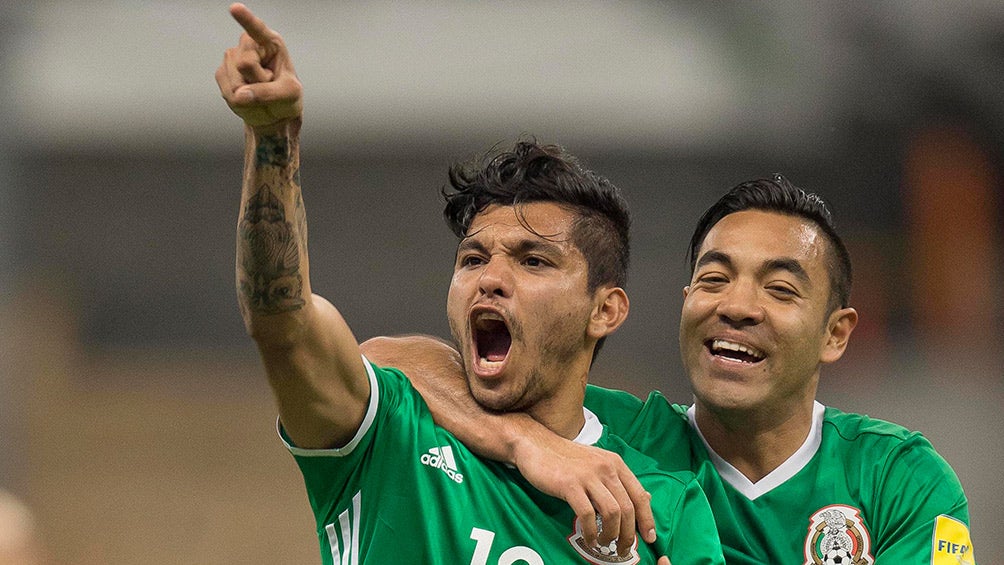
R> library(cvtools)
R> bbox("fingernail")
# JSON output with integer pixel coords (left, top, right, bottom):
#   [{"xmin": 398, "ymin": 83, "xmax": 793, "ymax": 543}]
[
  {"xmin": 647, "ymin": 528, "xmax": 656, "ymax": 542},
  {"xmin": 236, "ymin": 88, "xmax": 254, "ymax": 103}
]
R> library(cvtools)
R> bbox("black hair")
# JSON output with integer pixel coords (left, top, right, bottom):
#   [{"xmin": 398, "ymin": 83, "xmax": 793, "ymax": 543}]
[
  {"xmin": 443, "ymin": 140, "xmax": 631, "ymax": 291},
  {"xmin": 687, "ymin": 174, "xmax": 852, "ymax": 310}
]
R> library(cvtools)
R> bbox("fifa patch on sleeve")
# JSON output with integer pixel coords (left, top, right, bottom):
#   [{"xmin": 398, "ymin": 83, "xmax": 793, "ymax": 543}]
[{"xmin": 932, "ymin": 514, "xmax": 974, "ymax": 565}]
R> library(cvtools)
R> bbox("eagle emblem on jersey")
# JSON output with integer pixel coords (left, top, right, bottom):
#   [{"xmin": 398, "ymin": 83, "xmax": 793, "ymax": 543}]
[
  {"xmin": 567, "ymin": 516, "xmax": 640, "ymax": 564},
  {"xmin": 803, "ymin": 505, "xmax": 874, "ymax": 565}
]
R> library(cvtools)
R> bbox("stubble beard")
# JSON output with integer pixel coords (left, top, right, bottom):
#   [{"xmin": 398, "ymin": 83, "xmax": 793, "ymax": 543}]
[
  {"xmin": 451, "ymin": 314, "xmax": 582, "ymax": 414},
  {"xmin": 486, "ymin": 318, "xmax": 582, "ymax": 413}
]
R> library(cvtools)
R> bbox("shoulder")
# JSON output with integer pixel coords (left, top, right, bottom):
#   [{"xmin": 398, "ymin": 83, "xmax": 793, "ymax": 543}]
[
  {"xmin": 585, "ymin": 384, "xmax": 644, "ymax": 409},
  {"xmin": 360, "ymin": 334, "xmax": 461, "ymax": 377},
  {"xmin": 821, "ymin": 406, "xmax": 965, "ymax": 492},
  {"xmin": 635, "ymin": 390, "xmax": 690, "ymax": 431},
  {"xmin": 822, "ymin": 406, "xmax": 932, "ymax": 450},
  {"xmin": 585, "ymin": 385, "xmax": 689, "ymax": 419},
  {"xmin": 599, "ymin": 430, "xmax": 697, "ymax": 489},
  {"xmin": 282, "ymin": 361, "xmax": 423, "ymax": 454},
  {"xmin": 820, "ymin": 407, "xmax": 972, "ymax": 559},
  {"xmin": 364, "ymin": 358, "xmax": 414, "ymax": 399}
]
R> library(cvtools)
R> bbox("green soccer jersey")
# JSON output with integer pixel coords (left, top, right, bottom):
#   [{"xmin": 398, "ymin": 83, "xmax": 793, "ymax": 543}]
[
  {"xmin": 281, "ymin": 361, "xmax": 726, "ymax": 565},
  {"xmin": 584, "ymin": 385, "xmax": 975, "ymax": 565}
]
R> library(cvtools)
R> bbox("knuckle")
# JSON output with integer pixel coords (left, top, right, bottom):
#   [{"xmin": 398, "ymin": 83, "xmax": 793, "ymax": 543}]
[
  {"xmin": 236, "ymin": 54, "xmax": 259, "ymax": 71},
  {"xmin": 599, "ymin": 504, "xmax": 616, "ymax": 517}
]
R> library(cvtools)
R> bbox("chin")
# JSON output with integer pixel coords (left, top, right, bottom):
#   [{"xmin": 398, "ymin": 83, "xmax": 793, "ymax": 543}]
[
  {"xmin": 468, "ymin": 382, "xmax": 512, "ymax": 412},
  {"xmin": 705, "ymin": 397, "xmax": 755, "ymax": 414},
  {"xmin": 473, "ymin": 382, "xmax": 535, "ymax": 414},
  {"xmin": 474, "ymin": 394, "xmax": 519, "ymax": 413},
  {"xmin": 695, "ymin": 383, "xmax": 758, "ymax": 413}
]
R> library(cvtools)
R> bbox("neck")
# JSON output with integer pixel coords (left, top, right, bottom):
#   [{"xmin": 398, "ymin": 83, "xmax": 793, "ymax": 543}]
[
  {"xmin": 522, "ymin": 344, "xmax": 598, "ymax": 439},
  {"xmin": 527, "ymin": 379, "xmax": 589, "ymax": 440},
  {"xmin": 694, "ymin": 398, "xmax": 817, "ymax": 483}
]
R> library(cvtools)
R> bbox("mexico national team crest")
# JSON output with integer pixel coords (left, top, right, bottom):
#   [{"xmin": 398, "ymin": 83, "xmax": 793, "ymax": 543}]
[
  {"xmin": 803, "ymin": 505, "xmax": 874, "ymax": 565},
  {"xmin": 567, "ymin": 516, "xmax": 640, "ymax": 564}
]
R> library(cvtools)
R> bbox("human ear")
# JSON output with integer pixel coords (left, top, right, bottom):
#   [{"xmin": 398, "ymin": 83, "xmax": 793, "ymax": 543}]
[
  {"xmin": 821, "ymin": 307, "xmax": 858, "ymax": 364},
  {"xmin": 588, "ymin": 287, "xmax": 630, "ymax": 339}
]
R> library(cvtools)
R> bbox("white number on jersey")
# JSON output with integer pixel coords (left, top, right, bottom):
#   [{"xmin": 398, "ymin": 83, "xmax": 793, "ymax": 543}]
[{"xmin": 469, "ymin": 527, "xmax": 545, "ymax": 565}]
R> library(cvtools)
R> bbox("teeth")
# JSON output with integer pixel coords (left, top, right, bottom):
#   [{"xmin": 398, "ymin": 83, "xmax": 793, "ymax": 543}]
[
  {"xmin": 474, "ymin": 312, "xmax": 505, "ymax": 331},
  {"xmin": 711, "ymin": 339, "xmax": 764, "ymax": 359}
]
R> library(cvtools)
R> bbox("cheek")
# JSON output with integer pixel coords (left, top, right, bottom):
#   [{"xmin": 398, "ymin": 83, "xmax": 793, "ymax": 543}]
[
  {"xmin": 678, "ymin": 299, "xmax": 705, "ymax": 338},
  {"xmin": 777, "ymin": 319, "xmax": 827, "ymax": 362},
  {"xmin": 445, "ymin": 285, "xmax": 465, "ymax": 324},
  {"xmin": 447, "ymin": 270, "xmax": 473, "ymax": 302},
  {"xmin": 535, "ymin": 295, "xmax": 593, "ymax": 340}
]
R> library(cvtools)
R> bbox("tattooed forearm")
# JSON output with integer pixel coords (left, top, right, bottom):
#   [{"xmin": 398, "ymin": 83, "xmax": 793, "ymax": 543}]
[
  {"xmin": 238, "ymin": 185, "xmax": 305, "ymax": 315},
  {"xmin": 294, "ymin": 190, "xmax": 307, "ymax": 245},
  {"xmin": 237, "ymin": 125, "xmax": 307, "ymax": 317},
  {"xmin": 255, "ymin": 134, "xmax": 291, "ymax": 168}
]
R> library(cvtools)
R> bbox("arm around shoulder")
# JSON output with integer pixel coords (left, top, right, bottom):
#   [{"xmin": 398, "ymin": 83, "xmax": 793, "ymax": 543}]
[{"xmin": 361, "ymin": 334, "xmax": 659, "ymax": 552}]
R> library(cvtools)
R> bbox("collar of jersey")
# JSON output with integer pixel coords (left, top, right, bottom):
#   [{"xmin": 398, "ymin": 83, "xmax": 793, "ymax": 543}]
[
  {"xmin": 687, "ymin": 401, "xmax": 825, "ymax": 500},
  {"xmin": 573, "ymin": 407, "xmax": 603, "ymax": 445}
]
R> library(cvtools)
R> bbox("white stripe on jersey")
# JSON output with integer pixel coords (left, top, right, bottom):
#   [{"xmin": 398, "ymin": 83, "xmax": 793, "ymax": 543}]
[{"xmin": 326, "ymin": 491, "xmax": 361, "ymax": 565}]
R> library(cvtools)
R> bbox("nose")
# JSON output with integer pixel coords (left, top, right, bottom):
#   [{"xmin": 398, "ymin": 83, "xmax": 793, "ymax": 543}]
[
  {"xmin": 478, "ymin": 255, "xmax": 513, "ymax": 298},
  {"xmin": 715, "ymin": 279, "xmax": 764, "ymax": 326}
]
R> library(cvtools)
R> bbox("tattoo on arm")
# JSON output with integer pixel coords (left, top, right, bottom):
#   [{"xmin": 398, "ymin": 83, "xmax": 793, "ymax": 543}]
[
  {"xmin": 255, "ymin": 134, "xmax": 291, "ymax": 168},
  {"xmin": 237, "ymin": 134, "xmax": 306, "ymax": 315}
]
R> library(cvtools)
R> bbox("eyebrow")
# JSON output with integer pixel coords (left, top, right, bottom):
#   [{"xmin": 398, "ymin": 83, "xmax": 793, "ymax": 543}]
[
  {"xmin": 695, "ymin": 250, "xmax": 811, "ymax": 285},
  {"xmin": 456, "ymin": 236, "xmax": 566, "ymax": 258},
  {"xmin": 456, "ymin": 238, "xmax": 487, "ymax": 256},
  {"xmin": 512, "ymin": 239, "xmax": 565, "ymax": 257},
  {"xmin": 761, "ymin": 257, "xmax": 811, "ymax": 285},
  {"xmin": 694, "ymin": 250, "xmax": 732, "ymax": 271}
]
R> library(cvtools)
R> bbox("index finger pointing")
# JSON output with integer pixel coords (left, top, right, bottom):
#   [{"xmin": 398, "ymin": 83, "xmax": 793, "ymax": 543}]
[{"xmin": 229, "ymin": 3, "xmax": 274, "ymax": 45}]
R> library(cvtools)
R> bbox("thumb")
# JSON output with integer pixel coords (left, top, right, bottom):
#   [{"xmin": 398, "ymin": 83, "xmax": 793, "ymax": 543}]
[
  {"xmin": 234, "ymin": 86, "xmax": 255, "ymax": 104},
  {"xmin": 233, "ymin": 78, "xmax": 301, "ymax": 108}
]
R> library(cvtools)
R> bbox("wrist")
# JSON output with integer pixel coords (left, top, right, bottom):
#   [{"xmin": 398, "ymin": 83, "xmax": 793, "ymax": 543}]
[
  {"xmin": 507, "ymin": 414, "xmax": 547, "ymax": 468},
  {"xmin": 247, "ymin": 115, "xmax": 302, "ymax": 137}
]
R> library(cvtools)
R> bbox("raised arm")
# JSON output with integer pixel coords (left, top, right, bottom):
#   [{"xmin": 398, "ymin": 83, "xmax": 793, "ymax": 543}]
[
  {"xmin": 360, "ymin": 335, "xmax": 659, "ymax": 555},
  {"xmin": 216, "ymin": 3, "xmax": 369, "ymax": 449}
]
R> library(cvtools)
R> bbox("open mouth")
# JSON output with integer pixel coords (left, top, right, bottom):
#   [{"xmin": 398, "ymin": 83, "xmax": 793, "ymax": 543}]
[
  {"xmin": 707, "ymin": 338, "xmax": 764, "ymax": 364},
  {"xmin": 473, "ymin": 312, "xmax": 512, "ymax": 364}
]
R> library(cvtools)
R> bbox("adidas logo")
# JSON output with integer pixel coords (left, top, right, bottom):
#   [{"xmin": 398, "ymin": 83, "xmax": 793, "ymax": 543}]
[{"xmin": 420, "ymin": 445, "xmax": 464, "ymax": 484}]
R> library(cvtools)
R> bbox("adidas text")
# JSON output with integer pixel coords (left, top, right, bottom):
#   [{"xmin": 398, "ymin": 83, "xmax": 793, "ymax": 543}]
[{"xmin": 421, "ymin": 448, "xmax": 464, "ymax": 483}]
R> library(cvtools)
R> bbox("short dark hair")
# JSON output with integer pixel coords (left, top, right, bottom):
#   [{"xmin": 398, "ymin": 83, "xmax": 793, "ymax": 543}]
[
  {"xmin": 443, "ymin": 140, "xmax": 631, "ymax": 291},
  {"xmin": 687, "ymin": 174, "xmax": 852, "ymax": 310}
]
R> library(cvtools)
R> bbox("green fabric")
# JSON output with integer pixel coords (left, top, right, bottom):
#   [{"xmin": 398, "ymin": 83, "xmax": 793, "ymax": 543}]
[
  {"xmin": 282, "ymin": 364, "xmax": 725, "ymax": 564},
  {"xmin": 584, "ymin": 385, "xmax": 974, "ymax": 564}
]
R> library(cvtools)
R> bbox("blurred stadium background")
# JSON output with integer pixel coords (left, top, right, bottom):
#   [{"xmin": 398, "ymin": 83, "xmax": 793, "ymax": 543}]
[{"xmin": 1, "ymin": 2, "xmax": 1000, "ymax": 563}]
